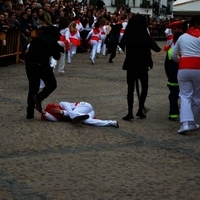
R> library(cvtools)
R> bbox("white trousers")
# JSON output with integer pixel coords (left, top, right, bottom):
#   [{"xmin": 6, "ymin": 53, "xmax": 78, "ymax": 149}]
[
  {"xmin": 178, "ymin": 69, "xmax": 200, "ymax": 123},
  {"xmin": 90, "ymin": 40, "xmax": 99, "ymax": 60},
  {"xmin": 70, "ymin": 102, "xmax": 115, "ymax": 127},
  {"xmin": 68, "ymin": 43, "xmax": 77, "ymax": 64},
  {"xmin": 97, "ymin": 35, "xmax": 106, "ymax": 55},
  {"xmin": 50, "ymin": 41, "xmax": 66, "ymax": 72}
]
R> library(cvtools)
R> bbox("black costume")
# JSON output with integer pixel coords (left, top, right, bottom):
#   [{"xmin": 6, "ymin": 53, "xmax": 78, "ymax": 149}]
[
  {"xmin": 25, "ymin": 26, "xmax": 64, "ymax": 119},
  {"xmin": 106, "ymin": 22, "xmax": 122, "ymax": 63},
  {"xmin": 164, "ymin": 31, "xmax": 183, "ymax": 120},
  {"xmin": 164, "ymin": 49, "xmax": 179, "ymax": 120},
  {"xmin": 119, "ymin": 14, "xmax": 161, "ymax": 120}
]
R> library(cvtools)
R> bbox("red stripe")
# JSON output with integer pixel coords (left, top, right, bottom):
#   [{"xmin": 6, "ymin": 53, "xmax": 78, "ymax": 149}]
[{"xmin": 179, "ymin": 57, "xmax": 200, "ymax": 70}]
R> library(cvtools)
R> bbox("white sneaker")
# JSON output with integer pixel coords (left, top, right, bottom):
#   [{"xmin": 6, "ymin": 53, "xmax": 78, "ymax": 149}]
[
  {"xmin": 189, "ymin": 124, "xmax": 199, "ymax": 131},
  {"xmin": 178, "ymin": 124, "xmax": 199, "ymax": 134},
  {"xmin": 177, "ymin": 125, "xmax": 189, "ymax": 134},
  {"xmin": 58, "ymin": 70, "xmax": 65, "ymax": 73},
  {"xmin": 91, "ymin": 59, "xmax": 95, "ymax": 65}
]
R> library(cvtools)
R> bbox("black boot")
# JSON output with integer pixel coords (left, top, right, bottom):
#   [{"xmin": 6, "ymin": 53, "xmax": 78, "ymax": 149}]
[{"xmin": 122, "ymin": 113, "xmax": 134, "ymax": 121}]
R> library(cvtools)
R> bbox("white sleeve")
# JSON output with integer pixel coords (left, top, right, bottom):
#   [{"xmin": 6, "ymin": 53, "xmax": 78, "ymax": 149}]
[
  {"xmin": 171, "ymin": 40, "xmax": 180, "ymax": 63},
  {"xmin": 86, "ymin": 30, "xmax": 93, "ymax": 40},
  {"xmin": 59, "ymin": 102, "xmax": 73, "ymax": 117},
  {"xmin": 44, "ymin": 112, "xmax": 59, "ymax": 122},
  {"xmin": 64, "ymin": 29, "xmax": 70, "ymax": 42}
]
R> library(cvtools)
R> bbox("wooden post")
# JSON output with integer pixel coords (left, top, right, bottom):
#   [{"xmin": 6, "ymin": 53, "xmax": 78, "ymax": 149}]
[{"xmin": 16, "ymin": 31, "xmax": 21, "ymax": 63}]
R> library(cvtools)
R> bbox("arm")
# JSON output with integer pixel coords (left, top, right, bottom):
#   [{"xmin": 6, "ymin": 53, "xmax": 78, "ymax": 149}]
[
  {"xmin": 52, "ymin": 42, "xmax": 64, "ymax": 60},
  {"xmin": 171, "ymin": 41, "xmax": 180, "ymax": 63},
  {"xmin": 86, "ymin": 30, "xmax": 93, "ymax": 40},
  {"xmin": 43, "ymin": 112, "xmax": 59, "ymax": 121}
]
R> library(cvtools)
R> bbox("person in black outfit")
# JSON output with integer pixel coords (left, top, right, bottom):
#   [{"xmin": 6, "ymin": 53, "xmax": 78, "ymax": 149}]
[
  {"xmin": 25, "ymin": 26, "xmax": 64, "ymax": 119},
  {"xmin": 164, "ymin": 31, "xmax": 183, "ymax": 120},
  {"xmin": 119, "ymin": 14, "xmax": 160, "ymax": 120},
  {"xmin": 106, "ymin": 20, "xmax": 122, "ymax": 63},
  {"xmin": 96, "ymin": 0, "xmax": 105, "ymax": 11}
]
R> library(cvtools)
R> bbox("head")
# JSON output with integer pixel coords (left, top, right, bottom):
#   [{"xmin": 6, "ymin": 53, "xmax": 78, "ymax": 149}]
[
  {"xmin": 41, "ymin": 103, "xmax": 63, "ymax": 120},
  {"xmin": 69, "ymin": 21, "xmax": 76, "ymax": 32},
  {"xmin": 43, "ymin": 3, "xmax": 50, "ymax": 11},
  {"xmin": 167, "ymin": 21, "xmax": 183, "ymax": 34},
  {"xmin": 42, "ymin": 25, "xmax": 61, "ymax": 39},
  {"xmin": 58, "ymin": 17, "xmax": 69, "ymax": 29},
  {"xmin": 189, "ymin": 15, "xmax": 200, "ymax": 28}
]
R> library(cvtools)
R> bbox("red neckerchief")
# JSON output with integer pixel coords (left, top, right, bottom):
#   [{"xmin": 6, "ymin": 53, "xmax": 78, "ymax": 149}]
[
  {"xmin": 74, "ymin": 20, "xmax": 80, "ymax": 25},
  {"xmin": 187, "ymin": 27, "xmax": 200, "ymax": 38},
  {"xmin": 93, "ymin": 28, "xmax": 100, "ymax": 34},
  {"xmin": 70, "ymin": 29, "xmax": 77, "ymax": 36}
]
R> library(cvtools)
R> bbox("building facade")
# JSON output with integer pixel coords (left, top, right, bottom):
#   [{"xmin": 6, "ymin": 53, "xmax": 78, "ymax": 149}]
[{"xmin": 89, "ymin": 0, "xmax": 174, "ymax": 17}]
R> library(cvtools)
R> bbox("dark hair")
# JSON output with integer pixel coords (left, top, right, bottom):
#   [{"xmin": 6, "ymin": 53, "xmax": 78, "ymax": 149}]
[
  {"xmin": 58, "ymin": 17, "xmax": 69, "ymax": 29},
  {"xmin": 189, "ymin": 15, "xmax": 200, "ymax": 28}
]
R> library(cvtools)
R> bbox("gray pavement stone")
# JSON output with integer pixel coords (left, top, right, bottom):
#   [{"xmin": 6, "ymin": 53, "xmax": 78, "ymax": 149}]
[{"xmin": 0, "ymin": 41, "xmax": 200, "ymax": 199}]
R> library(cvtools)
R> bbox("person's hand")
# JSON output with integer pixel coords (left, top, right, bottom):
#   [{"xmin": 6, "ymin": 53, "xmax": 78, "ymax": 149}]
[{"xmin": 49, "ymin": 107, "xmax": 62, "ymax": 114}]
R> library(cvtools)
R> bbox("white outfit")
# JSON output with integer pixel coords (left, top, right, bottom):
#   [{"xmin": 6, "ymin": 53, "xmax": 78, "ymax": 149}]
[
  {"xmin": 171, "ymin": 32, "xmax": 200, "ymax": 132},
  {"xmin": 44, "ymin": 101, "xmax": 118, "ymax": 127},
  {"xmin": 50, "ymin": 28, "xmax": 69, "ymax": 73},
  {"xmin": 97, "ymin": 25, "xmax": 107, "ymax": 56},
  {"xmin": 75, "ymin": 20, "xmax": 84, "ymax": 32},
  {"xmin": 66, "ymin": 29, "xmax": 81, "ymax": 64},
  {"xmin": 86, "ymin": 29, "xmax": 101, "ymax": 64},
  {"xmin": 165, "ymin": 28, "xmax": 173, "ymax": 46},
  {"xmin": 118, "ymin": 21, "xmax": 128, "ymax": 52}
]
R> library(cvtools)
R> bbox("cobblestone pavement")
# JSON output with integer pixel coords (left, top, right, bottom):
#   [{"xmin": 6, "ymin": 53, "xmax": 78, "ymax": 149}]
[{"xmin": 0, "ymin": 41, "xmax": 200, "ymax": 200}]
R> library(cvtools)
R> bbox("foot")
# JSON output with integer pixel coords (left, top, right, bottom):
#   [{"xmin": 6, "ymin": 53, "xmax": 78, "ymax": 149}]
[
  {"xmin": 58, "ymin": 70, "xmax": 65, "ymax": 73},
  {"xmin": 72, "ymin": 114, "xmax": 89, "ymax": 123},
  {"xmin": 178, "ymin": 123, "xmax": 200, "ymax": 134},
  {"xmin": 109, "ymin": 59, "xmax": 113, "ymax": 63},
  {"xmin": 20, "ymin": 59, "xmax": 25, "ymax": 63},
  {"xmin": 136, "ymin": 111, "xmax": 146, "ymax": 119},
  {"xmin": 110, "ymin": 121, "xmax": 119, "ymax": 128},
  {"xmin": 26, "ymin": 114, "xmax": 34, "ymax": 119},
  {"xmin": 33, "ymin": 96, "xmax": 42, "ymax": 113},
  {"xmin": 91, "ymin": 59, "xmax": 95, "ymax": 65},
  {"xmin": 122, "ymin": 114, "xmax": 134, "ymax": 121}
]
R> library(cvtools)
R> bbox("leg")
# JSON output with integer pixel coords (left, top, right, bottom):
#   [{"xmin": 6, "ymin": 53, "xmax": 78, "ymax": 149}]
[
  {"xmin": 168, "ymin": 85, "xmax": 179, "ymax": 120},
  {"xmin": 35, "ymin": 65, "xmax": 57, "ymax": 111},
  {"xmin": 136, "ymin": 71, "xmax": 148, "ymax": 118},
  {"xmin": 109, "ymin": 43, "xmax": 117, "ymax": 63},
  {"xmin": 122, "ymin": 70, "xmax": 135, "ymax": 120},
  {"xmin": 25, "ymin": 63, "xmax": 40, "ymax": 118},
  {"xmin": 57, "ymin": 41, "xmax": 66, "ymax": 72}
]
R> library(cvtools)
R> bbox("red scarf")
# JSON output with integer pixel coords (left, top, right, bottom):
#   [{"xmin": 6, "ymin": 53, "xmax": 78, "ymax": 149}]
[
  {"xmin": 187, "ymin": 27, "xmax": 200, "ymax": 38},
  {"xmin": 93, "ymin": 28, "xmax": 100, "ymax": 34},
  {"xmin": 74, "ymin": 20, "xmax": 80, "ymax": 25},
  {"xmin": 70, "ymin": 29, "xmax": 77, "ymax": 36}
]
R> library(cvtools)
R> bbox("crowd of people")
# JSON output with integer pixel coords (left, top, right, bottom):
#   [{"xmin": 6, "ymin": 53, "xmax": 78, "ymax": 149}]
[{"xmin": 0, "ymin": 0, "xmax": 173, "ymax": 63}]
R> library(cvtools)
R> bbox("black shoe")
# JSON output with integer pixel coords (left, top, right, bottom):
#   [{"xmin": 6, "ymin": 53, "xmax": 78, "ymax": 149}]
[
  {"xmin": 72, "ymin": 114, "xmax": 89, "ymax": 123},
  {"xmin": 26, "ymin": 115, "xmax": 34, "ymax": 119},
  {"xmin": 122, "ymin": 114, "xmax": 134, "ymax": 121},
  {"xmin": 136, "ymin": 111, "xmax": 146, "ymax": 119},
  {"xmin": 109, "ymin": 59, "xmax": 113, "ymax": 63},
  {"xmin": 33, "ymin": 96, "xmax": 42, "ymax": 113}
]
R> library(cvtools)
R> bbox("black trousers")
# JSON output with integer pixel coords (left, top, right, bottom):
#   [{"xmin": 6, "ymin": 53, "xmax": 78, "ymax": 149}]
[
  {"xmin": 25, "ymin": 63, "xmax": 57, "ymax": 116},
  {"xmin": 168, "ymin": 85, "xmax": 179, "ymax": 116},
  {"xmin": 108, "ymin": 42, "xmax": 118, "ymax": 61},
  {"xmin": 80, "ymin": 30, "xmax": 90, "ymax": 49},
  {"xmin": 126, "ymin": 70, "xmax": 148, "ymax": 113}
]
